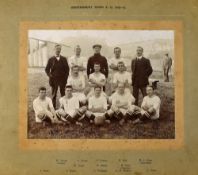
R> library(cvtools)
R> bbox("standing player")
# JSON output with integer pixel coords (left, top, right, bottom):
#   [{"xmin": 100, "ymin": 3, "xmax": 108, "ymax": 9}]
[
  {"xmin": 33, "ymin": 87, "xmax": 58, "ymax": 124},
  {"xmin": 68, "ymin": 45, "xmax": 87, "ymax": 74},
  {"xmin": 67, "ymin": 65, "xmax": 86, "ymax": 105},
  {"xmin": 112, "ymin": 61, "xmax": 131, "ymax": 93},
  {"xmin": 133, "ymin": 85, "xmax": 161, "ymax": 124},
  {"xmin": 85, "ymin": 86, "xmax": 109, "ymax": 125},
  {"xmin": 45, "ymin": 44, "xmax": 69, "ymax": 108},
  {"xmin": 106, "ymin": 83, "xmax": 139, "ymax": 125},
  {"xmin": 87, "ymin": 62, "xmax": 106, "ymax": 97},
  {"xmin": 56, "ymin": 85, "xmax": 87, "ymax": 126}
]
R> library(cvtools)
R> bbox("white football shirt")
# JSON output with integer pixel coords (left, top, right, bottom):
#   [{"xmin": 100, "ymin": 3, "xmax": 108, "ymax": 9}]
[
  {"xmin": 113, "ymin": 71, "xmax": 131, "ymax": 85},
  {"xmin": 88, "ymin": 95, "xmax": 108, "ymax": 110},
  {"xmin": 109, "ymin": 91, "xmax": 135, "ymax": 108},
  {"xmin": 33, "ymin": 97, "xmax": 54, "ymax": 122},
  {"xmin": 89, "ymin": 72, "xmax": 106, "ymax": 87},
  {"xmin": 141, "ymin": 95, "xmax": 161, "ymax": 119},
  {"xmin": 59, "ymin": 96, "xmax": 80, "ymax": 112},
  {"xmin": 68, "ymin": 55, "xmax": 87, "ymax": 69},
  {"xmin": 67, "ymin": 74, "xmax": 85, "ymax": 92},
  {"xmin": 108, "ymin": 57, "xmax": 126, "ymax": 70}
]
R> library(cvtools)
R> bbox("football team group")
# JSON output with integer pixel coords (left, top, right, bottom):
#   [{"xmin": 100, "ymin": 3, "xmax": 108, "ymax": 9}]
[{"xmin": 32, "ymin": 44, "xmax": 170, "ymax": 126}]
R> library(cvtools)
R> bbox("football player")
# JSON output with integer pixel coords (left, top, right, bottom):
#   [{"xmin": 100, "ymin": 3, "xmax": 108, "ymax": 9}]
[
  {"xmin": 85, "ymin": 86, "xmax": 110, "ymax": 125},
  {"xmin": 56, "ymin": 85, "xmax": 87, "ymax": 126},
  {"xmin": 133, "ymin": 85, "xmax": 161, "ymax": 124},
  {"xmin": 33, "ymin": 86, "xmax": 59, "ymax": 125},
  {"xmin": 105, "ymin": 83, "xmax": 139, "ymax": 125}
]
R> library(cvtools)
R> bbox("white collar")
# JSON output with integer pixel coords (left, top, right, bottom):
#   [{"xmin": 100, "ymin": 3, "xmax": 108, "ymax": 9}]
[
  {"xmin": 55, "ymin": 55, "xmax": 60, "ymax": 60},
  {"xmin": 137, "ymin": 56, "xmax": 143, "ymax": 59}
]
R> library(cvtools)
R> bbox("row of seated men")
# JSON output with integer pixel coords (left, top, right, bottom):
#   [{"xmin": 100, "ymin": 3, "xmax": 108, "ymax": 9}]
[
  {"xmin": 33, "ymin": 81, "xmax": 161, "ymax": 126},
  {"xmin": 68, "ymin": 61, "xmax": 131, "ymax": 98}
]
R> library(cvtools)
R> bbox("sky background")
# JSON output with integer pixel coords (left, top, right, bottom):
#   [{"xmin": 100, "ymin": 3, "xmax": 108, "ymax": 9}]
[{"xmin": 29, "ymin": 30, "xmax": 174, "ymax": 46}]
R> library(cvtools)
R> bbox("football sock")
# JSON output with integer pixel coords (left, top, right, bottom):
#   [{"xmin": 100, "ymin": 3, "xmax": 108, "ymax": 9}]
[
  {"xmin": 115, "ymin": 111, "xmax": 123, "ymax": 120},
  {"xmin": 104, "ymin": 113, "xmax": 111, "ymax": 120},
  {"xmin": 90, "ymin": 114, "xmax": 95, "ymax": 120}
]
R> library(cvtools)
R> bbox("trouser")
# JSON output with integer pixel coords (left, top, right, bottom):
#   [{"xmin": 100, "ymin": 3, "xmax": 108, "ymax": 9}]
[
  {"xmin": 163, "ymin": 67, "xmax": 170, "ymax": 82},
  {"xmin": 132, "ymin": 85, "xmax": 147, "ymax": 105},
  {"xmin": 51, "ymin": 77, "xmax": 67, "ymax": 109}
]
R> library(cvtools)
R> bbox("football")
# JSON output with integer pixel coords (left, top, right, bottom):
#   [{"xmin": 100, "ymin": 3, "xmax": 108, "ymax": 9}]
[
  {"xmin": 94, "ymin": 115, "xmax": 105, "ymax": 126},
  {"xmin": 37, "ymin": 111, "xmax": 46, "ymax": 120}
]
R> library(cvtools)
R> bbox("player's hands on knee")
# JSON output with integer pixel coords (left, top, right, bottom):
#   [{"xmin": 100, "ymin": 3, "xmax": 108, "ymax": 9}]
[
  {"xmin": 80, "ymin": 106, "xmax": 87, "ymax": 112},
  {"xmin": 111, "ymin": 105, "xmax": 118, "ymax": 112},
  {"xmin": 148, "ymin": 107, "xmax": 156, "ymax": 114},
  {"xmin": 57, "ymin": 109, "xmax": 66, "ymax": 116}
]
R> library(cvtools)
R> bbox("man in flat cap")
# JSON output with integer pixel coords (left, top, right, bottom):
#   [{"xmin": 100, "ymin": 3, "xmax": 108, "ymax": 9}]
[
  {"xmin": 45, "ymin": 44, "xmax": 69, "ymax": 109},
  {"xmin": 87, "ymin": 44, "xmax": 108, "ymax": 79}
]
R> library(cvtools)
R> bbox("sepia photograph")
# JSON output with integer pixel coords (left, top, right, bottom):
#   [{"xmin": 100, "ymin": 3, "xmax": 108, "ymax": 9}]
[
  {"xmin": 2, "ymin": 0, "xmax": 196, "ymax": 173},
  {"xmin": 27, "ymin": 29, "xmax": 175, "ymax": 139}
]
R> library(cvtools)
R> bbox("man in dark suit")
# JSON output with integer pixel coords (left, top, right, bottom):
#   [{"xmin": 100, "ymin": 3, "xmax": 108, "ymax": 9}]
[
  {"xmin": 163, "ymin": 53, "xmax": 172, "ymax": 82},
  {"xmin": 45, "ymin": 44, "xmax": 69, "ymax": 108},
  {"xmin": 87, "ymin": 44, "xmax": 108, "ymax": 78},
  {"xmin": 131, "ymin": 46, "xmax": 153, "ymax": 105}
]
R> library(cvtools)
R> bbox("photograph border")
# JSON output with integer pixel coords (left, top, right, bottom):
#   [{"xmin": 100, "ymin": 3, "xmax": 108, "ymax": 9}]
[{"xmin": 19, "ymin": 21, "xmax": 184, "ymax": 150}]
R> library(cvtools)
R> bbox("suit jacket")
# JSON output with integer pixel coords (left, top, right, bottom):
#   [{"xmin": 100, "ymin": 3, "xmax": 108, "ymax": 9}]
[
  {"xmin": 45, "ymin": 55, "xmax": 69, "ymax": 80},
  {"xmin": 131, "ymin": 57, "xmax": 153, "ymax": 87}
]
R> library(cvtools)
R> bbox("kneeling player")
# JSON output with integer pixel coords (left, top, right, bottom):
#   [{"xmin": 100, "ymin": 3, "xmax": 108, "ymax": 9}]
[
  {"xmin": 85, "ymin": 86, "xmax": 109, "ymax": 125},
  {"xmin": 133, "ymin": 85, "xmax": 161, "ymax": 124},
  {"xmin": 106, "ymin": 83, "xmax": 139, "ymax": 125},
  {"xmin": 56, "ymin": 85, "xmax": 87, "ymax": 126},
  {"xmin": 33, "ymin": 86, "xmax": 58, "ymax": 124}
]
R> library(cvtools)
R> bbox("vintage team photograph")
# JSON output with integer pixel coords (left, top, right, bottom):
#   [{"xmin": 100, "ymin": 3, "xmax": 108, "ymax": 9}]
[{"xmin": 27, "ymin": 29, "xmax": 174, "ymax": 139}]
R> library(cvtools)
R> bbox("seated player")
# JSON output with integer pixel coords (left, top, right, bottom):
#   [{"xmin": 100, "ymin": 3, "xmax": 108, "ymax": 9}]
[
  {"xmin": 106, "ymin": 83, "xmax": 139, "ymax": 125},
  {"xmin": 56, "ymin": 85, "xmax": 87, "ymax": 126},
  {"xmin": 67, "ymin": 65, "xmax": 87, "ymax": 105},
  {"xmin": 112, "ymin": 61, "xmax": 131, "ymax": 93},
  {"xmin": 133, "ymin": 85, "xmax": 161, "ymax": 124},
  {"xmin": 87, "ymin": 62, "xmax": 106, "ymax": 98},
  {"xmin": 85, "ymin": 86, "xmax": 110, "ymax": 125},
  {"xmin": 33, "ymin": 86, "xmax": 58, "ymax": 124}
]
